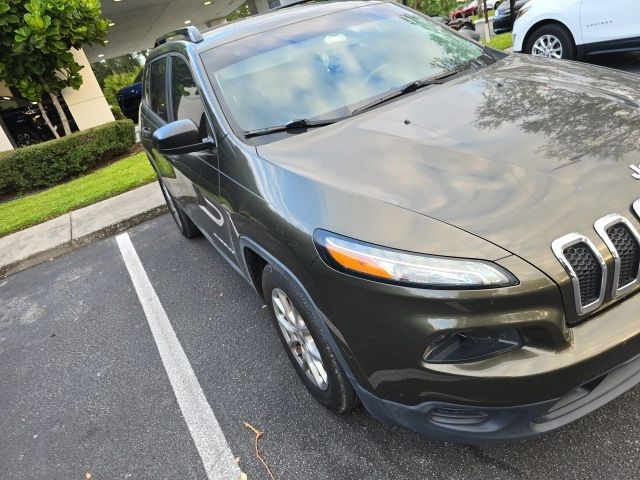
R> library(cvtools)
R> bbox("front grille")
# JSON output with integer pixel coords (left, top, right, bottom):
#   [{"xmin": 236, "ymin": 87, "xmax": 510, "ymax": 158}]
[
  {"xmin": 606, "ymin": 223, "xmax": 640, "ymax": 288},
  {"xmin": 554, "ymin": 210, "xmax": 640, "ymax": 317},
  {"xmin": 563, "ymin": 243, "xmax": 602, "ymax": 306}
]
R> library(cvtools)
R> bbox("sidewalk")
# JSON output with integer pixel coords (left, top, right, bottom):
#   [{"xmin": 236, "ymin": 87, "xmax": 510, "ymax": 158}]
[{"xmin": 0, "ymin": 182, "xmax": 167, "ymax": 278}]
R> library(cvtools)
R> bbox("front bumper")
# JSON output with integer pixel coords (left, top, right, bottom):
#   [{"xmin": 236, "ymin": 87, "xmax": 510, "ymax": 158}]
[
  {"xmin": 355, "ymin": 344, "xmax": 640, "ymax": 444},
  {"xmin": 492, "ymin": 14, "xmax": 513, "ymax": 33},
  {"xmin": 310, "ymin": 250, "xmax": 640, "ymax": 442}
]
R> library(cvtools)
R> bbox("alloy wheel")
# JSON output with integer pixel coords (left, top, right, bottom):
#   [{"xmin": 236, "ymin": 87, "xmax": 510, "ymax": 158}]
[
  {"xmin": 16, "ymin": 132, "xmax": 38, "ymax": 147},
  {"xmin": 271, "ymin": 288, "xmax": 328, "ymax": 390},
  {"xmin": 532, "ymin": 35, "xmax": 563, "ymax": 59}
]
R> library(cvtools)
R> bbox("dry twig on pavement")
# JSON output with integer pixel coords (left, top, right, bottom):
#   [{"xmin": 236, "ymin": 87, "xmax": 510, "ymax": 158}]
[{"xmin": 243, "ymin": 421, "xmax": 276, "ymax": 480}]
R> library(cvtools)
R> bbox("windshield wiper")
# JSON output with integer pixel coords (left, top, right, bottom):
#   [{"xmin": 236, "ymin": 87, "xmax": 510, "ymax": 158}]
[
  {"xmin": 351, "ymin": 70, "xmax": 459, "ymax": 115},
  {"xmin": 244, "ymin": 117, "xmax": 344, "ymax": 138},
  {"xmin": 244, "ymin": 70, "xmax": 460, "ymax": 138}
]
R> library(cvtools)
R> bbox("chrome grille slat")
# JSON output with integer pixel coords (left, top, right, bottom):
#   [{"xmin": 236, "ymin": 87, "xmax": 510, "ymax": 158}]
[
  {"xmin": 608, "ymin": 225, "xmax": 639, "ymax": 287},
  {"xmin": 553, "ymin": 203, "xmax": 640, "ymax": 318},
  {"xmin": 563, "ymin": 243, "xmax": 602, "ymax": 305},
  {"xmin": 595, "ymin": 214, "xmax": 640, "ymax": 298},
  {"xmin": 551, "ymin": 233, "xmax": 607, "ymax": 316}
]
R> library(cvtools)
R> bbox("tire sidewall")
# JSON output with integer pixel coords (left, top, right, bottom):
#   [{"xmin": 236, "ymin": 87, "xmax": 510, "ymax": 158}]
[
  {"xmin": 157, "ymin": 178, "xmax": 200, "ymax": 238},
  {"xmin": 14, "ymin": 127, "xmax": 40, "ymax": 147},
  {"xmin": 526, "ymin": 25, "xmax": 576, "ymax": 60},
  {"xmin": 261, "ymin": 264, "xmax": 355, "ymax": 412}
]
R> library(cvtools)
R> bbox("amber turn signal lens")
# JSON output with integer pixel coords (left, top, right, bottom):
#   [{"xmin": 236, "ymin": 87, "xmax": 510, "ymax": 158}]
[
  {"xmin": 325, "ymin": 241, "xmax": 393, "ymax": 279},
  {"xmin": 314, "ymin": 230, "xmax": 518, "ymax": 288}
]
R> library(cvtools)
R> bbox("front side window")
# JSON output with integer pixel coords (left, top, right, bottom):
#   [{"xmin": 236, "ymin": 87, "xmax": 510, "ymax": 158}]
[
  {"xmin": 148, "ymin": 58, "xmax": 168, "ymax": 121},
  {"xmin": 201, "ymin": 3, "xmax": 489, "ymax": 134},
  {"xmin": 169, "ymin": 57, "xmax": 206, "ymax": 131}
]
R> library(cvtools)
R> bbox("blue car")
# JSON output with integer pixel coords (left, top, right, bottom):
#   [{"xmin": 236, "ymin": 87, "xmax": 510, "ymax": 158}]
[{"xmin": 116, "ymin": 70, "xmax": 143, "ymax": 122}]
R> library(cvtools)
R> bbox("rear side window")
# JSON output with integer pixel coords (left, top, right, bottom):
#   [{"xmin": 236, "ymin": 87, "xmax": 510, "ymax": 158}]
[
  {"xmin": 169, "ymin": 56, "xmax": 206, "ymax": 131},
  {"xmin": 148, "ymin": 58, "xmax": 168, "ymax": 121}
]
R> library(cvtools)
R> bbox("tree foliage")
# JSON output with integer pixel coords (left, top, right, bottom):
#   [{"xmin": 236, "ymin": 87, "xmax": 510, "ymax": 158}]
[
  {"xmin": 102, "ymin": 69, "xmax": 141, "ymax": 106},
  {"xmin": 92, "ymin": 53, "xmax": 144, "ymax": 88},
  {"xmin": 226, "ymin": 3, "xmax": 251, "ymax": 22},
  {"xmin": 413, "ymin": 0, "xmax": 460, "ymax": 17},
  {"xmin": 0, "ymin": 0, "xmax": 109, "ymax": 131}
]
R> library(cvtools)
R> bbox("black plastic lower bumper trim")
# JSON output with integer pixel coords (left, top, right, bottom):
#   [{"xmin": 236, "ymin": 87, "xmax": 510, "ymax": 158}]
[{"xmin": 353, "ymin": 351, "xmax": 640, "ymax": 445}]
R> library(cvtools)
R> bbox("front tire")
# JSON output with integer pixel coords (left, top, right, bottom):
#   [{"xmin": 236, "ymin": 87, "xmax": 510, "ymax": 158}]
[
  {"xmin": 158, "ymin": 179, "xmax": 200, "ymax": 238},
  {"xmin": 525, "ymin": 24, "xmax": 576, "ymax": 60},
  {"xmin": 261, "ymin": 264, "xmax": 357, "ymax": 413}
]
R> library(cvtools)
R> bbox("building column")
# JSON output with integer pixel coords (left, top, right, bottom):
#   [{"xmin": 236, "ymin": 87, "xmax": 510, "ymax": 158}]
[
  {"xmin": 205, "ymin": 17, "xmax": 227, "ymax": 28},
  {"xmin": 0, "ymin": 119, "xmax": 14, "ymax": 152},
  {"xmin": 246, "ymin": 0, "xmax": 269, "ymax": 14},
  {"xmin": 0, "ymin": 81, "xmax": 15, "ymax": 152},
  {"xmin": 0, "ymin": 82, "xmax": 12, "ymax": 97},
  {"xmin": 61, "ymin": 48, "xmax": 115, "ymax": 131},
  {"xmin": 246, "ymin": 0, "xmax": 259, "ymax": 14}
]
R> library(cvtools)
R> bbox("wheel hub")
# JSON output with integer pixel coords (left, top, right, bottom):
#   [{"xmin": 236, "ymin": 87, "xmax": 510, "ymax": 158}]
[
  {"xmin": 532, "ymin": 34, "xmax": 563, "ymax": 59},
  {"xmin": 271, "ymin": 288, "xmax": 328, "ymax": 390}
]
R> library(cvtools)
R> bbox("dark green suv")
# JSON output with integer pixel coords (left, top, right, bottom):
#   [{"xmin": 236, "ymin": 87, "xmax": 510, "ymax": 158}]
[{"xmin": 140, "ymin": 0, "xmax": 640, "ymax": 443}]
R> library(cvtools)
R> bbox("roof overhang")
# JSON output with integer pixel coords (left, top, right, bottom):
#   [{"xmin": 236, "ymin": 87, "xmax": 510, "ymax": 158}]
[{"xmin": 86, "ymin": 0, "xmax": 245, "ymax": 62}]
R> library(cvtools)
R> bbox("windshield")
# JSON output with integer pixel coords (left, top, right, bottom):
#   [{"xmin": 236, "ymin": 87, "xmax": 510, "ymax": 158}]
[{"xmin": 201, "ymin": 3, "xmax": 487, "ymax": 134}]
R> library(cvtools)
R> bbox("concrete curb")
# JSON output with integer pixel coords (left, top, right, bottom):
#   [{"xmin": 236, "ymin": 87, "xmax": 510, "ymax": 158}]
[{"xmin": 0, "ymin": 183, "xmax": 167, "ymax": 278}]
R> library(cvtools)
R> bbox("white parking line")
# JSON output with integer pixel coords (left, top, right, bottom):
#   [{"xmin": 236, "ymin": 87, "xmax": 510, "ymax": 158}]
[{"xmin": 116, "ymin": 232, "xmax": 242, "ymax": 480}]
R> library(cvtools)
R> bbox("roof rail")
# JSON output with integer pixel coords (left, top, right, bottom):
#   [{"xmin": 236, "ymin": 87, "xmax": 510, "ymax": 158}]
[{"xmin": 154, "ymin": 26, "xmax": 204, "ymax": 48}]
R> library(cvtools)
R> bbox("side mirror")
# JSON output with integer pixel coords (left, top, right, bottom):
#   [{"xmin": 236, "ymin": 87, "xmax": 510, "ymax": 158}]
[{"xmin": 152, "ymin": 119, "xmax": 215, "ymax": 154}]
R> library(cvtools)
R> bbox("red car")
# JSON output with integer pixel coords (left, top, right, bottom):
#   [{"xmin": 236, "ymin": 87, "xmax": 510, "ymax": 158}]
[{"xmin": 451, "ymin": 1, "xmax": 478, "ymax": 19}]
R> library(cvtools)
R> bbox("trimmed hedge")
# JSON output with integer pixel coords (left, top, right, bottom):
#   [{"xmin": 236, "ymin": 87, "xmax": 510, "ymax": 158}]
[{"xmin": 0, "ymin": 119, "xmax": 136, "ymax": 196}]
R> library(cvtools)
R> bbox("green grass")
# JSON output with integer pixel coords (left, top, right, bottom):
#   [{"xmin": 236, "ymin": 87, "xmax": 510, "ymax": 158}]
[
  {"xmin": 470, "ymin": 13, "xmax": 495, "ymax": 22},
  {"xmin": 482, "ymin": 32, "xmax": 514, "ymax": 50},
  {"xmin": 0, "ymin": 151, "xmax": 156, "ymax": 237}
]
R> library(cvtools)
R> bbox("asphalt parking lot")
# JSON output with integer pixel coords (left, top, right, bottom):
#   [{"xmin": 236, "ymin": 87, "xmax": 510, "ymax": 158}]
[{"xmin": 3, "ymin": 214, "xmax": 640, "ymax": 480}]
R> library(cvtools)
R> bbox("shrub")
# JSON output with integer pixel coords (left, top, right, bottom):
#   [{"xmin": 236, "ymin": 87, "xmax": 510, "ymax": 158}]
[
  {"xmin": 110, "ymin": 103, "xmax": 126, "ymax": 120},
  {"xmin": 0, "ymin": 119, "xmax": 136, "ymax": 196},
  {"xmin": 103, "ymin": 70, "xmax": 141, "ymax": 106}
]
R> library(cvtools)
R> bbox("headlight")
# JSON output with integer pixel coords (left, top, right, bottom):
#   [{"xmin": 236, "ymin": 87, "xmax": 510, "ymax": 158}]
[
  {"xmin": 314, "ymin": 230, "xmax": 518, "ymax": 289},
  {"xmin": 516, "ymin": 5, "xmax": 531, "ymax": 20}
]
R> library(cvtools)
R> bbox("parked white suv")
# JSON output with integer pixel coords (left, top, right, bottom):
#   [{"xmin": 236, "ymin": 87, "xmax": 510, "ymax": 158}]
[{"xmin": 513, "ymin": 0, "xmax": 640, "ymax": 60}]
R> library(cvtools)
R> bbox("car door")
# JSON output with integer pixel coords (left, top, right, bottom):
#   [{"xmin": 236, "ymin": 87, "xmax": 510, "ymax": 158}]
[
  {"xmin": 580, "ymin": 0, "xmax": 637, "ymax": 46},
  {"xmin": 166, "ymin": 55, "xmax": 236, "ymax": 261},
  {"xmin": 139, "ymin": 56, "xmax": 184, "ymax": 202}
]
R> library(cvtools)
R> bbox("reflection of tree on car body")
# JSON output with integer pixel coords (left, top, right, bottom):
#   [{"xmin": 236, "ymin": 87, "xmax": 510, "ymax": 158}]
[
  {"xmin": 450, "ymin": 0, "xmax": 502, "ymax": 19},
  {"xmin": 474, "ymin": 55, "xmax": 640, "ymax": 164}
]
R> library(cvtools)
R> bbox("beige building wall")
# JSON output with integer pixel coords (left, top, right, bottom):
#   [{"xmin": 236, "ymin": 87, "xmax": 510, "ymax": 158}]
[
  {"xmin": 0, "ymin": 82, "xmax": 12, "ymax": 97},
  {"xmin": 61, "ymin": 48, "xmax": 114, "ymax": 130},
  {"xmin": 0, "ymin": 125, "xmax": 13, "ymax": 152},
  {"xmin": 0, "ymin": 81, "xmax": 14, "ymax": 151}
]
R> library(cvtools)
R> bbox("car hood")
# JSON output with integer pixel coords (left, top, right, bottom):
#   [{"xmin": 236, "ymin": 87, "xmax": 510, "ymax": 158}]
[{"xmin": 256, "ymin": 55, "xmax": 640, "ymax": 283}]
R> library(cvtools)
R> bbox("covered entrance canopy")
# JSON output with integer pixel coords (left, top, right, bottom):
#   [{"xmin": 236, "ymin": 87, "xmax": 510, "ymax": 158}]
[{"xmin": 85, "ymin": 0, "xmax": 248, "ymax": 62}]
